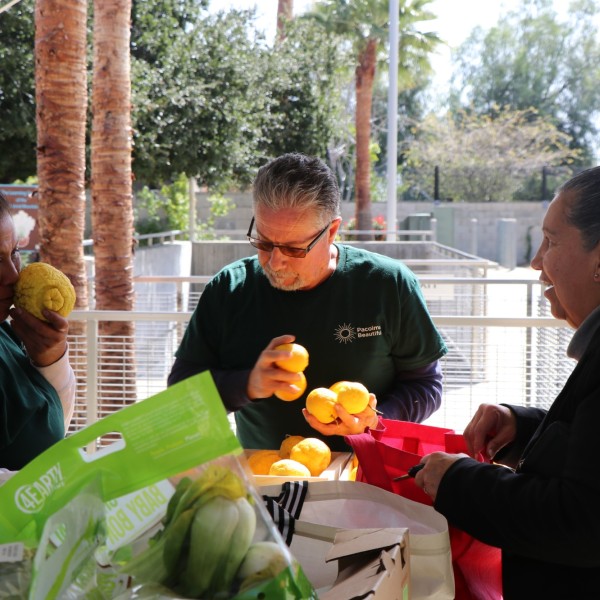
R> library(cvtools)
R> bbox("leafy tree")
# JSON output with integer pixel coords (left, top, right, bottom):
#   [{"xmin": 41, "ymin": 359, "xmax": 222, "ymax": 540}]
[
  {"xmin": 0, "ymin": 0, "xmax": 352, "ymax": 193},
  {"xmin": 403, "ymin": 106, "xmax": 577, "ymax": 201},
  {"xmin": 449, "ymin": 0, "xmax": 600, "ymax": 162},
  {"xmin": 131, "ymin": 0, "xmax": 207, "ymax": 64},
  {"xmin": 131, "ymin": 8, "xmax": 269, "ymax": 189},
  {"xmin": 261, "ymin": 17, "xmax": 352, "ymax": 161},
  {"xmin": 136, "ymin": 172, "xmax": 190, "ymax": 236},
  {"xmin": 370, "ymin": 68, "xmax": 431, "ymax": 176},
  {"xmin": 0, "ymin": 2, "xmax": 36, "ymax": 181}
]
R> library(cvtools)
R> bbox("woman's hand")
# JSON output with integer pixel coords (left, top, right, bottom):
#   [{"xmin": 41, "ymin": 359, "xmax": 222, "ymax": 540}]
[
  {"xmin": 9, "ymin": 306, "xmax": 69, "ymax": 367},
  {"xmin": 414, "ymin": 451, "xmax": 467, "ymax": 502},
  {"xmin": 463, "ymin": 403, "xmax": 517, "ymax": 460}
]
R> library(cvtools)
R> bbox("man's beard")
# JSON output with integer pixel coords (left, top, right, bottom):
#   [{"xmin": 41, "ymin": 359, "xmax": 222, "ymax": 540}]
[{"xmin": 262, "ymin": 264, "xmax": 304, "ymax": 291}]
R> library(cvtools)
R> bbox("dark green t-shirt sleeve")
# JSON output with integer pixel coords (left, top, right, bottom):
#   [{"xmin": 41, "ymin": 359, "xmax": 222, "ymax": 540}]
[{"xmin": 0, "ymin": 322, "xmax": 65, "ymax": 470}]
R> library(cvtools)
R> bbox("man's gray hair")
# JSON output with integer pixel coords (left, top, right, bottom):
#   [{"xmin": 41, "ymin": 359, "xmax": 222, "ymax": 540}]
[{"xmin": 252, "ymin": 153, "xmax": 341, "ymax": 225}]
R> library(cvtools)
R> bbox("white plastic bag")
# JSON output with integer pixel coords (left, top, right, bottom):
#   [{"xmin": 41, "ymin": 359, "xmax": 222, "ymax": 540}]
[{"xmin": 261, "ymin": 480, "xmax": 454, "ymax": 600}]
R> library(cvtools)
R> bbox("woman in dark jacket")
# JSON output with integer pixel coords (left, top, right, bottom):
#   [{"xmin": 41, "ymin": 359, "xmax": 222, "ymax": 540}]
[{"xmin": 415, "ymin": 166, "xmax": 600, "ymax": 599}]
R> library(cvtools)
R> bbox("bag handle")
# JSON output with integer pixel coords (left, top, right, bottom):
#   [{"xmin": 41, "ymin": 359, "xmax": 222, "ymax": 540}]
[{"xmin": 345, "ymin": 432, "xmax": 393, "ymax": 492}]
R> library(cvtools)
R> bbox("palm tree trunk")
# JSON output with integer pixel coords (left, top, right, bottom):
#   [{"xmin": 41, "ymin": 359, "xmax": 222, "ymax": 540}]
[
  {"xmin": 354, "ymin": 38, "xmax": 377, "ymax": 240},
  {"xmin": 91, "ymin": 0, "xmax": 136, "ymax": 411},
  {"xmin": 277, "ymin": 0, "xmax": 293, "ymax": 41},
  {"xmin": 35, "ymin": 0, "xmax": 89, "ymax": 431}
]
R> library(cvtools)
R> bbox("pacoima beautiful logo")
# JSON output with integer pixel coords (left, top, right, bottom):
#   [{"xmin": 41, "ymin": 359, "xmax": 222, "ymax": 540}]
[
  {"xmin": 334, "ymin": 323, "xmax": 383, "ymax": 344},
  {"xmin": 334, "ymin": 323, "xmax": 356, "ymax": 344},
  {"xmin": 15, "ymin": 464, "xmax": 64, "ymax": 514}
]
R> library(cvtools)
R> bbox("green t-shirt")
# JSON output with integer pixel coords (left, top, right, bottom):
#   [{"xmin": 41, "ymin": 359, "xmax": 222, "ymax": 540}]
[
  {"xmin": 176, "ymin": 244, "xmax": 446, "ymax": 451},
  {"xmin": 0, "ymin": 321, "xmax": 65, "ymax": 470}
]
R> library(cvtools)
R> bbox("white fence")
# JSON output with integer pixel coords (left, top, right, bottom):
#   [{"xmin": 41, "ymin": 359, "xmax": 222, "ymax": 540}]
[{"xmin": 66, "ymin": 275, "xmax": 574, "ymax": 435}]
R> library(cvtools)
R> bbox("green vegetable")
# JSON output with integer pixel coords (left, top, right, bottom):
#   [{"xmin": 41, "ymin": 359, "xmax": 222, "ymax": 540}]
[{"xmin": 122, "ymin": 466, "xmax": 257, "ymax": 598}]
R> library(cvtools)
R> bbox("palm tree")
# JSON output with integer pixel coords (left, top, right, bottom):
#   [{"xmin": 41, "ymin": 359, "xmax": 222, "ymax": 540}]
[
  {"xmin": 277, "ymin": 0, "xmax": 293, "ymax": 41},
  {"xmin": 310, "ymin": 0, "xmax": 440, "ymax": 238},
  {"xmin": 91, "ymin": 0, "xmax": 136, "ymax": 411},
  {"xmin": 35, "ymin": 0, "xmax": 90, "ymax": 429}
]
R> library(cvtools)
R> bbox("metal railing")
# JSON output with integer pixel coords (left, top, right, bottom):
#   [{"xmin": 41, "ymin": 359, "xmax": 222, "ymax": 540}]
[
  {"xmin": 83, "ymin": 228, "xmax": 436, "ymax": 247},
  {"xmin": 66, "ymin": 275, "xmax": 574, "ymax": 435}
]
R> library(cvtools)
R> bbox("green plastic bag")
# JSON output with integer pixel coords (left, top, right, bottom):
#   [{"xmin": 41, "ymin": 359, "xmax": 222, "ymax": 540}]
[{"xmin": 0, "ymin": 372, "xmax": 317, "ymax": 599}]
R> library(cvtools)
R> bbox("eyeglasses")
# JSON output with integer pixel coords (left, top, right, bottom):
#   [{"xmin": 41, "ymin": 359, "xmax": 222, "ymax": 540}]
[{"xmin": 246, "ymin": 217, "xmax": 331, "ymax": 258}]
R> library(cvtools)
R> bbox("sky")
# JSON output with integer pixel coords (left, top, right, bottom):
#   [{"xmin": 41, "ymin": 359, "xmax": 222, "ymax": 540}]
[
  {"xmin": 207, "ymin": 0, "xmax": 521, "ymax": 47},
  {"xmin": 204, "ymin": 0, "xmax": 587, "ymax": 134},
  {"xmin": 207, "ymin": 0, "xmax": 600, "ymax": 155},
  {"xmin": 207, "ymin": 0, "xmax": 573, "ymax": 93}
]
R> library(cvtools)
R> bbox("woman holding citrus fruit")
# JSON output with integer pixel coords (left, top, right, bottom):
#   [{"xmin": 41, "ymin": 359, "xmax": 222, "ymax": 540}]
[
  {"xmin": 0, "ymin": 192, "xmax": 76, "ymax": 474},
  {"xmin": 169, "ymin": 153, "xmax": 447, "ymax": 451}
]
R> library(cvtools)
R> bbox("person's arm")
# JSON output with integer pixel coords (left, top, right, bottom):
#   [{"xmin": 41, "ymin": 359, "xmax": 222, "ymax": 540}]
[
  {"xmin": 168, "ymin": 357, "xmax": 253, "ymax": 412},
  {"xmin": 34, "ymin": 347, "xmax": 76, "ymax": 428},
  {"xmin": 430, "ymin": 391, "xmax": 600, "ymax": 566},
  {"xmin": 9, "ymin": 306, "xmax": 75, "ymax": 429},
  {"xmin": 169, "ymin": 334, "xmax": 311, "ymax": 413},
  {"xmin": 487, "ymin": 404, "xmax": 547, "ymax": 466},
  {"xmin": 375, "ymin": 360, "xmax": 443, "ymax": 423}
]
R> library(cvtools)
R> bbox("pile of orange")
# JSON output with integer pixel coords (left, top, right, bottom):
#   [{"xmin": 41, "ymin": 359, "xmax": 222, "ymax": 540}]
[
  {"xmin": 305, "ymin": 380, "xmax": 370, "ymax": 424},
  {"xmin": 247, "ymin": 435, "xmax": 332, "ymax": 477},
  {"xmin": 273, "ymin": 343, "xmax": 309, "ymax": 401}
]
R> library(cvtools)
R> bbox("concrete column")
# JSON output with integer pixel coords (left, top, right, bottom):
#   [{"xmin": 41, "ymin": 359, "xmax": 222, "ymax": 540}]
[
  {"xmin": 430, "ymin": 217, "xmax": 437, "ymax": 242},
  {"xmin": 469, "ymin": 218, "xmax": 478, "ymax": 256},
  {"xmin": 497, "ymin": 218, "xmax": 517, "ymax": 269}
]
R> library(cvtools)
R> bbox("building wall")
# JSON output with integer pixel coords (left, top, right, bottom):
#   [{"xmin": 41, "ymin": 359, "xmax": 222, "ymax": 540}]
[{"xmin": 195, "ymin": 192, "xmax": 548, "ymax": 267}]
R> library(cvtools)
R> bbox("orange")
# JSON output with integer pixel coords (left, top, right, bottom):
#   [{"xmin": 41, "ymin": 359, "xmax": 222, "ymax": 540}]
[
  {"xmin": 279, "ymin": 435, "xmax": 305, "ymax": 459},
  {"xmin": 274, "ymin": 371, "xmax": 307, "ymax": 401},
  {"xmin": 247, "ymin": 450, "xmax": 282, "ymax": 475},
  {"xmin": 269, "ymin": 459, "xmax": 312, "ymax": 477},
  {"xmin": 274, "ymin": 343, "xmax": 309, "ymax": 373},
  {"xmin": 290, "ymin": 437, "xmax": 331, "ymax": 476},
  {"xmin": 329, "ymin": 381, "xmax": 370, "ymax": 414},
  {"xmin": 305, "ymin": 387, "xmax": 338, "ymax": 424},
  {"xmin": 348, "ymin": 466, "xmax": 358, "ymax": 481}
]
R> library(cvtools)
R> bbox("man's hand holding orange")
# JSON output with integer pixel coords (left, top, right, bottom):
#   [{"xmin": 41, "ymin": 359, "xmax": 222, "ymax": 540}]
[
  {"xmin": 246, "ymin": 335, "xmax": 309, "ymax": 402},
  {"xmin": 303, "ymin": 380, "xmax": 379, "ymax": 436}
]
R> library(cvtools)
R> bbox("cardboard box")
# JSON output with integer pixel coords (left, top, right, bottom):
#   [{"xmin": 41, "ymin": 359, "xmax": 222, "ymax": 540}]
[
  {"xmin": 338, "ymin": 452, "xmax": 358, "ymax": 481},
  {"xmin": 290, "ymin": 522, "xmax": 410, "ymax": 599},
  {"xmin": 245, "ymin": 450, "xmax": 353, "ymax": 486}
]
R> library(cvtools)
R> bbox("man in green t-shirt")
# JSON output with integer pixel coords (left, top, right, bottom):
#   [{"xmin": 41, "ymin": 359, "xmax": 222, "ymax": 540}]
[{"xmin": 169, "ymin": 153, "xmax": 447, "ymax": 451}]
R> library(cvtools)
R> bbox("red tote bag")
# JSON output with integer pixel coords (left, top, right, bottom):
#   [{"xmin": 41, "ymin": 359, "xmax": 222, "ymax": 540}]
[{"xmin": 346, "ymin": 420, "xmax": 503, "ymax": 600}]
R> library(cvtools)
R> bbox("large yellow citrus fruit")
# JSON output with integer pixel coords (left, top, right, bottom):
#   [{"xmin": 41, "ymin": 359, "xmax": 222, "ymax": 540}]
[
  {"xmin": 247, "ymin": 450, "xmax": 282, "ymax": 475},
  {"xmin": 329, "ymin": 381, "xmax": 370, "ymax": 414},
  {"xmin": 274, "ymin": 371, "xmax": 307, "ymax": 401},
  {"xmin": 269, "ymin": 459, "xmax": 312, "ymax": 477},
  {"xmin": 290, "ymin": 437, "xmax": 332, "ymax": 476},
  {"xmin": 279, "ymin": 435, "xmax": 305, "ymax": 459},
  {"xmin": 305, "ymin": 387, "xmax": 338, "ymax": 424},
  {"xmin": 274, "ymin": 343, "xmax": 309, "ymax": 373},
  {"xmin": 14, "ymin": 262, "xmax": 76, "ymax": 321}
]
